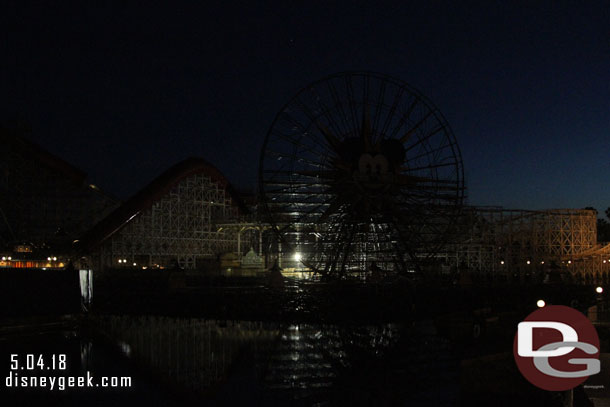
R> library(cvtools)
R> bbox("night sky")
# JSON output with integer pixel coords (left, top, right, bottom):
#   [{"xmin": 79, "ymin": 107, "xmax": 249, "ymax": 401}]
[{"xmin": 3, "ymin": 2, "xmax": 609, "ymax": 212}]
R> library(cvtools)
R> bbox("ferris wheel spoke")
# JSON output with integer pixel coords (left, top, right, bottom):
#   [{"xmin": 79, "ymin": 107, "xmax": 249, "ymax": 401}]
[
  {"xmin": 306, "ymin": 86, "xmax": 349, "ymax": 145},
  {"xmin": 265, "ymin": 149, "xmax": 330, "ymax": 169},
  {"xmin": 403, "ymin": 142, "xmax": 453, "ymax": 164},
  {"xmin": 403, "ymin": 125, "xmax": 445, "ymax": 153},
  {"xmin": 293, "ymin": 95, "xmax": 344, "ymax": 153},
  {"xmin": 405, "ymin": 161, "xmax": 457, "ymax": 172},
  {"xmin": 388, "ymin": 96, "xmax": 419, "ymax": 139},
  {"xmin": 325, "ymin": 78, "xmax": 353, "ymax": 137},
  {"xmin": 398, "ymin": 110, "xmax": 436, "ymax": 144},
  {"xmin": 265, "ymin": 169, "xmax": 340, "ymax": 182},
  {"xmin": 406, "ymin": 183, "xmax": 463, "ymax": 192},
  {"xmin": 360, "ymin": 104, "xmax": 374, "ymax": 151},
  {"xmin": 260, "ymin": 72, "xmax": 464, "ymax": 277},
  {"xmin": 339, "ymin": 223, "xmax": 358, "ymax": 275},
  {"xmin": 264, "ymin": 182, "xmax": 333, "ymax": 194},
  {"xmin": 379, "ymin": 85, "xmax": 406, "ymax": 138},
  {"xmin": 318, "ymin": 196, "xmax": 353, "ymax": 223},
  {"xmin": 371, "ymin": 78, "xmax": 387, "ymax": 137},
  {"xmin": 343, "ymin": 74, "xmax": 360, "ymax": 132},
  {"xmin": 396, "ymin": 173, "xmax": 458, "ymax": 185},
  {"xmin": 277, "ymin": 204, "xmax": 334, "ymax": 230},
  {"xmin": 278, "ymin": 110, "xmax": 338, "ymax": 158},
  {"xmin": 397, "ymin": 191, "xmax": 459, "ymax": 205},
  {"xmin": 271, "ymin": 129, "xmax": 334, "ymax": 160},
  {"xmin": 278, "ymin": 112, "xmax": 333, "ymax": 159}
]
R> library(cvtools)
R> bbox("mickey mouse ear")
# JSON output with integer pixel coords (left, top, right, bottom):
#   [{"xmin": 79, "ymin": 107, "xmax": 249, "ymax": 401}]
[
  {"xmin": 358, "ymin": 153, "xmax": 374, "ymax": 174},
  {"xmin": 380, "ymin": 139, "xmax": 406, "ymax": 165}
]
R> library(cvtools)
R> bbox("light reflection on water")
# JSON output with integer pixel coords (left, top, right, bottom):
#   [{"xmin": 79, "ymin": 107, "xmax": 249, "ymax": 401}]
[
  {"xmin": 93, "ymin": 316, "xmax": 279, "ymax": 393},
  {"xmin": 92, "ymin": 316, "xmax": 459, "ymax": 405}
]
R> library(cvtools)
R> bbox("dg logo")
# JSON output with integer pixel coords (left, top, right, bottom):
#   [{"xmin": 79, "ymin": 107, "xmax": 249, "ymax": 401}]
[{"xmin": 513, "ymin": 305, "xmax": 600, "ymax": 391}]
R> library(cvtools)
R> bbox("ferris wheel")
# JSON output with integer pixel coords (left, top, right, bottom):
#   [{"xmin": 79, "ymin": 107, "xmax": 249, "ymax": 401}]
[{"xmin": 259, "ymin": 72, "xmax": 465, "ymax": 277}]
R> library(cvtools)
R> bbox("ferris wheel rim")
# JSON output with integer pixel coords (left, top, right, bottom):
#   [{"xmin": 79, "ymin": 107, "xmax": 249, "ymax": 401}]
[{"xmin": 258, "ymin": 71, "xmax": 466, "ymax": 274}]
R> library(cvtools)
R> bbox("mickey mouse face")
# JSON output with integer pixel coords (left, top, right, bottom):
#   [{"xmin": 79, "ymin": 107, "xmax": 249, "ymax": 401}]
[
  {"xmin": 334, "ymin": 137, "xmax": 406, "ymax": 192},
  {"xmin": 358, "ymin": 153, "xmax": 389, "ymax": 176},
  {"xmin": 354, "ymin": 153, "xmax": 393, "ymax": 190}
]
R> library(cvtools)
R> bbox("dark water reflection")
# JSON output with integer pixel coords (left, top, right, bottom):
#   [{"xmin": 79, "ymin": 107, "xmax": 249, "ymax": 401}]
[
  {"xmin": 2, "ymin": 313, "xmax": 569, "ymax": 406},
  {"xmin": 0, "ymin": 325, "xmax": 174, "ymax": 406},
  {"xmin": 91, "ymin": 316, "xmax": 459, "ymax": 405},
  {"xmin": 92, "ymin": 316, "xmax": 279, "ymax": 394}
]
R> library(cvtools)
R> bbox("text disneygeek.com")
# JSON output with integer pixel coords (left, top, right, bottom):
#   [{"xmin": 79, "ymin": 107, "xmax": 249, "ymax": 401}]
[{"xmin": 4, "ymin": 354, "xmax": 131, "ymax": 391}]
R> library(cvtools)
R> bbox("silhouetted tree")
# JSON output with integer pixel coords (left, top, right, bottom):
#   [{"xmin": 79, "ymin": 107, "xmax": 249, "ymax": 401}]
[
  {"xmin": 586, "ymin": 207, "xmax": 610, "ymax": 242},
  {"xmin": 602, "ymin": 207, "xmax": 610, "ymax": 242},
  {"xmin": 598, "ymin": 219, "xmax": 610, "ymax": 242}
]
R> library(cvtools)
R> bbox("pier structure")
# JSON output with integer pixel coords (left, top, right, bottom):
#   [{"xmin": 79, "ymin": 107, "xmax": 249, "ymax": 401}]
[
  {"xmin": 450, "ymin": 207, "xmax": 607, "ymax": 283},
  {"xmin": 77, "ymin": 158, "xmax": 250, "ymax": 270}
]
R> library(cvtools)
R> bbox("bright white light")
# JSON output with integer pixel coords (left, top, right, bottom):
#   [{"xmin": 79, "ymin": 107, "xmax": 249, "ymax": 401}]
[
  {"xmin": 604, "ymin": 260, "xmax": 607, "ymax": 264},
  {"xmin": 47, "ymin": 257, "xmax": 52, "ymax": 261},
  {"xmin": 541, "ymin": 261, "xmax": 545, "ymax": 265},
  {"xmin": 537, "ymin": 299, "xmax": 546, "ymax": 308},
  {"xmin": 53, "ymin": 257, "xmax": 57, "ymax": 261},
  {"xmin": 1, "ymin": 257, "xmax": 5, "ymax": 261},
  {"xmin": 132, "ymin": 262, "xmax": 136, "ymax": 266},
  {"xmin": 7, "ymin": 257, "xmax": 11, "ymax": 260},
  {"xmin": 119, "ymin": 342, "xmax": 131, "ymax": 356},
  {"xmin": 526, "ymin": 260, "xmax": 531, "ymax": 265},
  {"xmin": 596, "ymin": 287, "xmax": 604, "ymax": 294},
  {"xmin": 568, "ymin": 260, "xmax": 572, "ymax": 264},
  {"xmin": 293, "ymin": 252, "xmax": 302, "ymax": 262},
  {"xmin": 118, "ymin": 259, "xmax": 122, "ymax": 263},
  {"xmin": 500, "ymin": 260, "xmax": 504, "ymax": 265}
]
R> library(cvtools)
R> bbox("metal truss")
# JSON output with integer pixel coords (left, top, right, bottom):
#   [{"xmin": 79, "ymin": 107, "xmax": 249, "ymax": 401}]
[
  {"xmin": 215, "ymin": 221, "xmax": 269, "ymax": 259},
  {"xmin": 450, "ymin": 207, "xmax": 597, "ymax": 279},
  {"xmin": 562, "ymin": 243, "xmax": 610, "ymax": 284},
  {"xmin": 103, "ymin": 174, "xmax": 241, "ymax": 269}
]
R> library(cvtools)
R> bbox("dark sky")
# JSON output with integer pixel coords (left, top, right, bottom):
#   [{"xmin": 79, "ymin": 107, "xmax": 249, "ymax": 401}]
[{"xmin": 3, "ymin": 1, "xmax": 609, "ymax": 212}]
